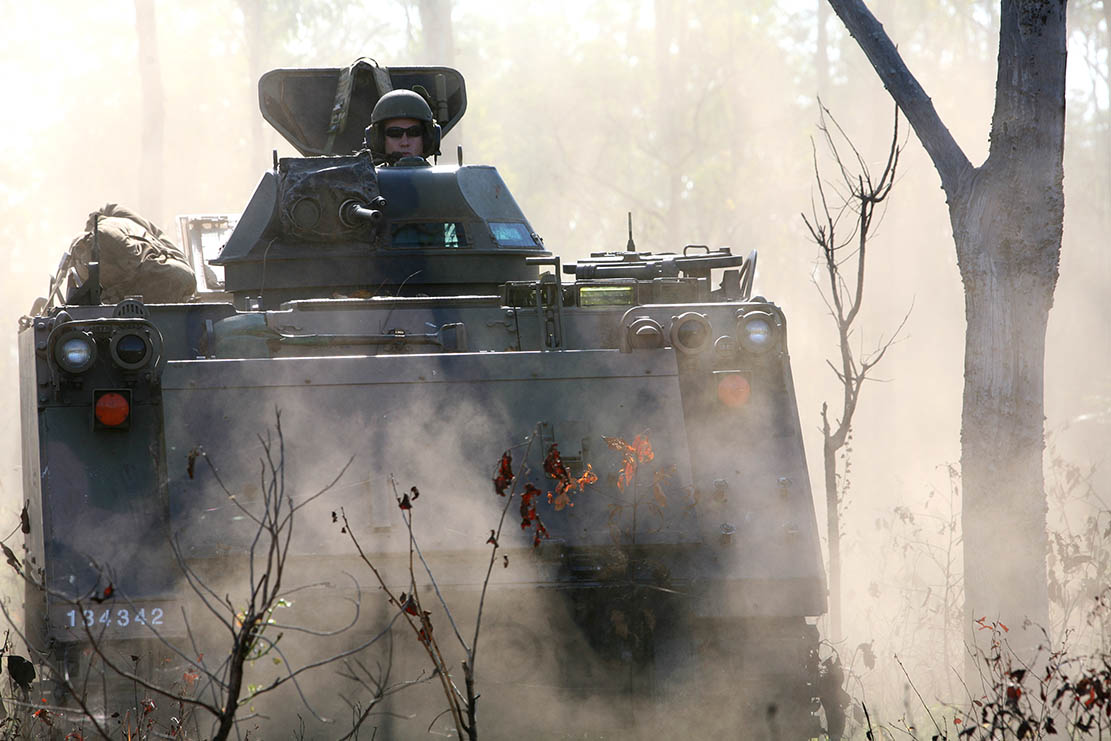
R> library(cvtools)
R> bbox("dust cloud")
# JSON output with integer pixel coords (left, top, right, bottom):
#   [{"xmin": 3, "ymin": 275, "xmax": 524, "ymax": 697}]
[{"xmin": 1, "ymin": 0, "xmax": 1108, "ymax": 736}]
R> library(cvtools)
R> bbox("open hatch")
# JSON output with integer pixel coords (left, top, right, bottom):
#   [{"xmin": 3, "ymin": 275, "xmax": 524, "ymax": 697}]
[{"xmin": 259, "ymin": 59, "xmax": 467, "ymax": 156}]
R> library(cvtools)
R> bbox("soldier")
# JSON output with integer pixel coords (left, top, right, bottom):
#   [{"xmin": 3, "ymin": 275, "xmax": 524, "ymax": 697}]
[{"xmin": 364, "ymin": 89, "xmax": 441, "ymax": 163}]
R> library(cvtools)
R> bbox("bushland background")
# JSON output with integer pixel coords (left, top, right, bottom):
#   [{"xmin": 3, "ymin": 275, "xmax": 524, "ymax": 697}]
[{"xmin": 0, "ymin": 0, "xmax": 1107, "ymax": 724}]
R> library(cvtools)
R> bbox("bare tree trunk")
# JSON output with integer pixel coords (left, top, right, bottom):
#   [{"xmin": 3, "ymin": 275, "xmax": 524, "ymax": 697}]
[
  {"xmin": 1102, "ymin": 0, "xmax": 1111, "ymax": 241},
  {"xmin": 954, "ymin": 0, "xmax": 1063, "ymax": 652},
  {"xmin": 134, "ymin": 0, "xmax": 164, "ymax": 222},
  {"xmin": 655, "ymin": 0, "xmax": 682, "ymax": 250},
  {"xmin": 239, "ymin": 0, "xmax": 267, "ymax": 175},
  {"xmin": 957, "ymin": 236, "xmax": 1054, "ymax": 639},
  {"xmin": 825, "ymin": 0, "xmax": 1064, "ymax": 664},
  {"xmin": 823, "ymin": 415, "xmax": 841, "ymax": 641},
  {"xmin": 418, "ymin": 0, "xmax": 459, "ymax": 153},
  {"xmin": 418, "ymin": 0, "xmax": 455, "ymax": 65},
  {"xmin": 817, "ymin": 0, "xmax": 829, "ymax": 98}
]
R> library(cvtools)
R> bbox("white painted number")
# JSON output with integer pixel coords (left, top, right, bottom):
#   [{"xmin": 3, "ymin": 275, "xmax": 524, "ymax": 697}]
[{"xmin": 64, "ymin": 606, "xmax": 163, "ymax": 629}]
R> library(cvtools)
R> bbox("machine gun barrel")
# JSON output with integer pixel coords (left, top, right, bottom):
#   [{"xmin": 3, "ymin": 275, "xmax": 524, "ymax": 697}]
[
  {"xmin": 571, "ymin": 260, "xmax": 680, "ymax": 280},
  {"xmin": 567, "ymin": 251, "xmax": 745, "ymax": 280},
  {"xmin": 339, "ymin": 197, "xmax": 388, "ymax": 226}
]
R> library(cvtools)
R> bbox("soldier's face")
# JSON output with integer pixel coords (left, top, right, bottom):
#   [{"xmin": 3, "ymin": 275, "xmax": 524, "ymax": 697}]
[{"xmin": 384, "ymin": 117, "xmax": 423, "ymax": 156}]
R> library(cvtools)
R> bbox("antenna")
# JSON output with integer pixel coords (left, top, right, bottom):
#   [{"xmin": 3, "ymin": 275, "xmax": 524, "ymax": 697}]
[
  {"xmin": 89, "ymin": 214, "xmax": 102, "ymax": 305},
  {"xmin": 626, "ymin": 211, "xmax": 636, "ymax": 253}
]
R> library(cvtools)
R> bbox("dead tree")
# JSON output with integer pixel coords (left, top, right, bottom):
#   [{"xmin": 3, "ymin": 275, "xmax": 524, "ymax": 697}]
[
  {"xmin": 1, "ymin": 413, "xmax": 400, "ymax": 740},
  {"xmin": 339, "ymin": 427, "xmax": 600, "ymax": 740},
  {"xmin": 341, "ymin": 433, "xmax": 543, "ymax": 741},
  {"xmin": 802, "ymin": 102, "xmax": 908, "ymax": 643}
]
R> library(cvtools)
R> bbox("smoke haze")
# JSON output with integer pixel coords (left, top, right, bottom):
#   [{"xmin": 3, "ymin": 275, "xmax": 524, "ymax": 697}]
[{"xmin": 1, "ymin": 0, "xmax": 1108, "ymax": 733}]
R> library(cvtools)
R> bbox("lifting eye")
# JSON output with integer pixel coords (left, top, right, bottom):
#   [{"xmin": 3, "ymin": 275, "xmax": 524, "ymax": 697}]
[
  {"xmin": 670, "ymin": 312, "xmax": 712, "ymax": 354},
  {"xmin": 54, "ymin": 332, "xmax": 97, "ymax": 374}
]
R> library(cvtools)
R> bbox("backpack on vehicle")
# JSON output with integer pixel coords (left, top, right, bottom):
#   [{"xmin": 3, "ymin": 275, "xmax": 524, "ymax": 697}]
[{"xmin": 66, "ymin": 203, "xmax": 196, "ymax": 304}]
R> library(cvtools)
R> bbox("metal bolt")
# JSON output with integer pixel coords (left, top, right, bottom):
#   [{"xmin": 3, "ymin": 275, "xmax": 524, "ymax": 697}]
[{"xmin": 720, "ymin": 522, "xmax": 737, "ymax": 545}]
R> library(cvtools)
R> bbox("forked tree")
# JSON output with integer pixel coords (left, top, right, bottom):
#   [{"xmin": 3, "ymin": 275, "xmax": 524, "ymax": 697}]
[{"xmin": 826, "ymin": 0, "xmax": 1066, "ymax": 659}]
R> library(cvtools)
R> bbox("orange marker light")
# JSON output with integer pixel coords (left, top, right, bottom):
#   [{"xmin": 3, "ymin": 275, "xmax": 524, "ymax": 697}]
[
  {"xmin": 94, "ymin": 391, "xmax": 131, "ymax": 428},
  {"xmin": 717, "ymin": 374, "xmax": 751, "ymax": 407}
]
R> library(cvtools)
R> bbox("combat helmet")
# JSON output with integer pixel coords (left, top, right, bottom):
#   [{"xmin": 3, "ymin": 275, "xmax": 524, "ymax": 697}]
[{"xmin": 365, "ymin": 89, "xmax": 442, "ymax": 159}]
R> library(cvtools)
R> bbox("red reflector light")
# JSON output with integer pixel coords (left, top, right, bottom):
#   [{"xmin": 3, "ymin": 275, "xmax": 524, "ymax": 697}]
[
  {"xmin": 717, "ymin": 374, "xmax": 751, "ymax": 407},
  {"xmin": 95, "ymin": 391, "xmax": 131, "ymax": 428}
]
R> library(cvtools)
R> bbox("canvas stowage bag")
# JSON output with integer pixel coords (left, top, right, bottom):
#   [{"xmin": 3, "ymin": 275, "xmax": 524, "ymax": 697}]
[{"xmin": 69, "ymin": 203, "xmax": 196, "ymax": 304}]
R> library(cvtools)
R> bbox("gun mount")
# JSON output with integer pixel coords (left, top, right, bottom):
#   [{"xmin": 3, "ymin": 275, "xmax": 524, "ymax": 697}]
[{"xmin": 213, "ymin": 60, "xmax": 546, "ymax": 308}]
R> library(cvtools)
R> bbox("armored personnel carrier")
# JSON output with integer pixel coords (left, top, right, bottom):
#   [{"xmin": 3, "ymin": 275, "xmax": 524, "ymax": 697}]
[{"xmin": 17, "ymin": 61, "xmax": 829, "ymax": 738}]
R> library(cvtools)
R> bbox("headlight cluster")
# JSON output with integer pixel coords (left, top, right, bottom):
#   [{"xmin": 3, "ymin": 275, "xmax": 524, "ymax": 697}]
[
  {"xmin": 50, "ymin": 325, "xmax": 159, "ymax": 375},
  {"xmin": 623, "ymin": 309, "xmax": 781, "ymax": 355}
]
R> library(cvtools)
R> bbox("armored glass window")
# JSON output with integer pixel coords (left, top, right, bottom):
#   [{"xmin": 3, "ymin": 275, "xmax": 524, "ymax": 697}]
[
  {"xmin": 579, "ymin": 286, "xmax": 636, "ymax": 307},
  {"xmin": 390, "ymin": 222, "xmax": 468, "ymax": 249},
  {"xmin": 489, "ymin": 222, "xmax": 538, "ymax": 248}
]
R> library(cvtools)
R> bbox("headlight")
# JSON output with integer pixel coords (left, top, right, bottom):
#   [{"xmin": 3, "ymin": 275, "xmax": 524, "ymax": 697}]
[
  {"xmin": 54, "ymin": 333, "xmax": 97, "ymax": 373},
  {"xmin": 670, "ymin": 312, "xmax": 712, "ymax": 354},
  {"xmin": 737, "ymin": 310, "xmax": 779, "ymax": 353},
  {"xmin": 110, "ymin": 330, "xmax": 154, "ymax": 370}
]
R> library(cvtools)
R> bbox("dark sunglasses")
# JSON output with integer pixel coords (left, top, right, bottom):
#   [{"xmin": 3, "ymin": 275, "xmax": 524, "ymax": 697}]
[{"xmin": 385, "ymin": 125, "xmax": 423, "ymax": 139}]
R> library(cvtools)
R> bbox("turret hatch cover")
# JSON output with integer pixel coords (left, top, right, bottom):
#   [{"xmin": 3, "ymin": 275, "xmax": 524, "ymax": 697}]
[{"xmin": 259, "ymin": 59, "xmax": 467, "ymax": 156}]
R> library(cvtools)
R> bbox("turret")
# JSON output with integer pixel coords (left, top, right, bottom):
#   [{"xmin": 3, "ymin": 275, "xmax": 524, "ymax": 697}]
[{"xmin": 215, "ymin": 60, "xmax": 549, "ymax": 308}]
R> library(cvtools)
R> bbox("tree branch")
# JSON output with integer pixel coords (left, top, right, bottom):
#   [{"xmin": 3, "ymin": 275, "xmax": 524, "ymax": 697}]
[{"xmin": 825, "ymin": 0, "xmax": 973, "ymax": 198}]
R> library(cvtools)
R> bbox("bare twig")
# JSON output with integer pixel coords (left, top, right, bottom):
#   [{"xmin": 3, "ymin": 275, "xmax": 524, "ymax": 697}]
[{"xmin": 4, "ymin": 411, "xmax": 374, "ymax": 740}]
